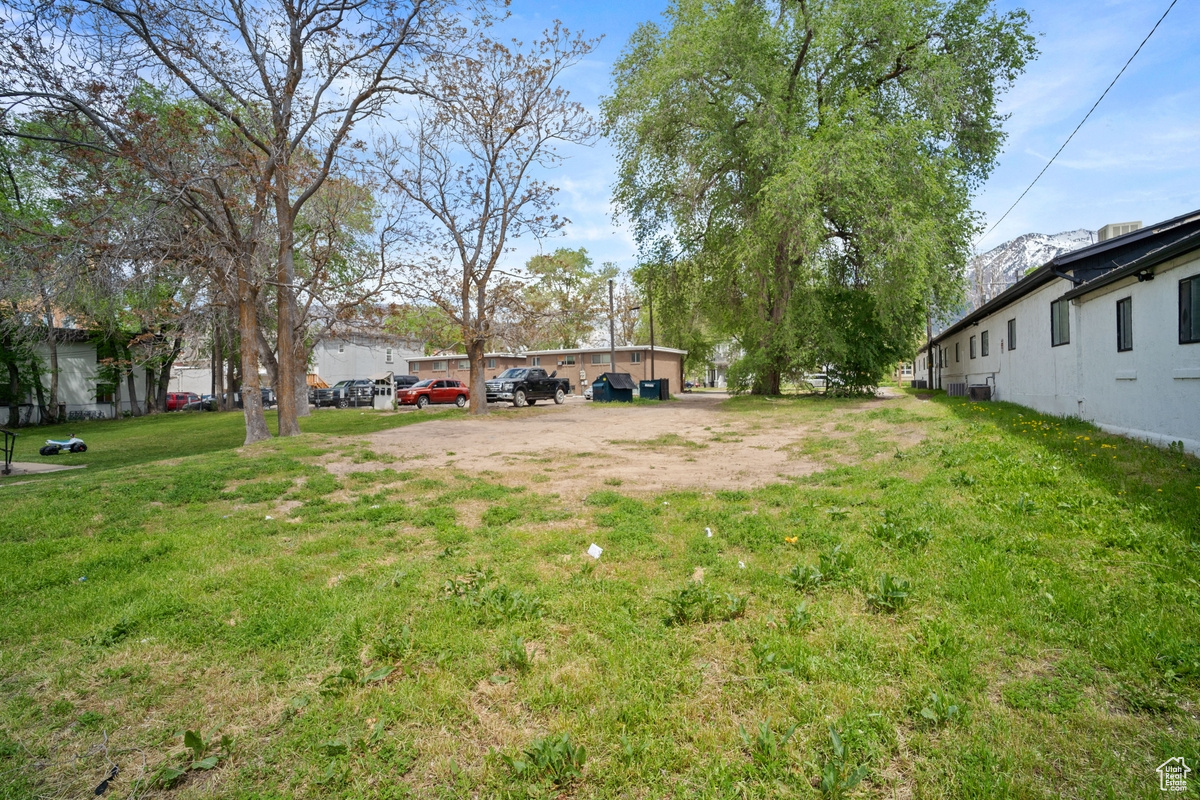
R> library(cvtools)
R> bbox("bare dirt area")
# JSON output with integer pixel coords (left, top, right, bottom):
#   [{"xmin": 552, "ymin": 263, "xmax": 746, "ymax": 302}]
[{"xmin": 359, "ymin": 391, "xmax": 925, "ymax": 498}]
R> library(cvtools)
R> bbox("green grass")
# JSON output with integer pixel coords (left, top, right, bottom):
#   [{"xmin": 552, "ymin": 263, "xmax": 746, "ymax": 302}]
[{"xmin": 1, "ymin": 395, "xmax": 1198, "ymax": 798}]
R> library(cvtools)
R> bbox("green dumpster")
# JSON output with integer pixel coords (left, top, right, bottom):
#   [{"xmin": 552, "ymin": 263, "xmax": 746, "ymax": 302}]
[{"xmin": 593, "ymin": 372, "xmax": 636, "ymax": 403}]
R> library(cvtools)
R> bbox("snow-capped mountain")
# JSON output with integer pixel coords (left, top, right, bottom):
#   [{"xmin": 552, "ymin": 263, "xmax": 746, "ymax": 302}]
[{"xmin": 967, "ymin": 229, "xmax": 1096, "ymax": 309}]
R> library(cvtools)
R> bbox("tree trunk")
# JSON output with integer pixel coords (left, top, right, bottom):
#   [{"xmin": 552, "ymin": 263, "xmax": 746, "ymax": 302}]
[
  {"xmin": 145, "ymin": 365, "xmax": 159, "ymax": 413},
  {"xmin": 273, "ymin": 190, "xmax": 301, "ymax": 437},
  {"xmin": 225, "ymin": 346, "xmax": 238, "ymax": 410},
  {"xmin": 111, "ymin": 356, "xmax": 123, "ymax": 418},
  {"xmin": 3, "ymin": 327, "xmax": 20, "ymax": 428},
  {"xmin": 44, "ymin": 325, "xmax": 60, "ymax": 424},
  {"xmin": 6, "ymin": 360, "xmax": 19, "ymax": 429},
  {"xmin": 39, "ymin": 291, "xmax": 60, "ymax": 425},
  {"xmin": 123, "ymin": 344, "xmax": 142, "ymax": 417},
  {"xmin": 236, "ymin": 281, "xmax": 271, "ymax": 445},
  {"xmin": 157, "ymin": 335, "xmax": 181, "ymax": 410},
  {"xmin": 256, "ymin": 328, "xmax": 279, "ymax": 395},
  {"xmin": 293, "ymin": 340, "xmax": 311, "ymax": 417},
  {"xmin": 467, "ymin": 337, "xmax": 488, "ymax": 416},
  {"xmin": 29, "ymin": 358, "xmax": 47, "ymax": 424},
  {"xmin": 213, "ymin": 323, "xmax": 223, "ymax": 399}
]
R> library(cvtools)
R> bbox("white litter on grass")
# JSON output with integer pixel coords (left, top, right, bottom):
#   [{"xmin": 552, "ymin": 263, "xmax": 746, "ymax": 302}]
[
  {"xmin": 705, "ymin": 527, "xmax": 713, "ymax": 538},
  {"xmin": 78, "ymin": 576, "xmax": 86, "ymax": 582},
  {"xmin": 738, "ymin": 561, "xmax": 746, "ymax": 569},
  {"xmin": 370, "ymin": 504, "xmax": 380, "ymax": 509},
  {"xmin": 662, "ymin": 501, "xmax": 670, "ymax": 506},
  {"xmin": 265, "ymin": 515, "xmax": 274, "ymax": 520},
  {"xmin": 587, "ymin": 543, "xmax": 603, "ymax": 560}
]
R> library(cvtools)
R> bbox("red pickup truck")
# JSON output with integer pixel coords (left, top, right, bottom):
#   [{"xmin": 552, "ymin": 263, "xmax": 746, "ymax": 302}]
[{"xmin": 166, "ymin": 392, "xmax": 200, "ymax": 411}]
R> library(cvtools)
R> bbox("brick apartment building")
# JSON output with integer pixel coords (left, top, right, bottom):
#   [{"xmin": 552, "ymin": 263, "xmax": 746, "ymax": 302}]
[{"xmin": 407, "ymin": 346, "xmax": 687, "ymax": 395}]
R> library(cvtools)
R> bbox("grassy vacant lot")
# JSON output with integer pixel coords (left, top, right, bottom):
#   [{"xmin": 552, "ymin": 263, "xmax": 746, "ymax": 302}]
[{"xmin": 1, "ymin": 395, "xmax": 1198, "ymax": 799}]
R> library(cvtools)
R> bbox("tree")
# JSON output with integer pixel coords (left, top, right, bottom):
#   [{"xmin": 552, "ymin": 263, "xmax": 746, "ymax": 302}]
[
  {"xmin": 604, "ymin": 0, "xmax": 1035, "ymax": 394},
  {"xmin": 380, "ymin": 24, "xmax": 599, "ymax": 414},
  {"xmin": 1, "ymin": 0, "xmax": 455, "ymax": 440},
  {"xmin": 521, "ymin": 248, "xmax": 617, "ymax": 349}
]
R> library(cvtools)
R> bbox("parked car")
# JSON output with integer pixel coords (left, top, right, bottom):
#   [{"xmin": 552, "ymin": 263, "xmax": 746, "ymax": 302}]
[
  {"xmin": 394, "ymin": 375, "xmax": 419, "ymax": 390},
  {"xmin": 583, "ymin": 385, "xmax": 593, "ymax": 400},
  {"xmin": 485, "ymin": 368, "xmax": 570, "ymax": 407},
  {"xmin": 182, "ymin": 395, "xmax": 218, "ymax": 412},
  {"xmin": 399, "ymin": 379, "xmax": 469, "ymax": 409},
  {"xmin": 312, "ymin": 379, "xmax": 375, "ymax": 408},
  {"xmin": 166, "ymin": 392, "xmax": 199, "ymax": 411}
]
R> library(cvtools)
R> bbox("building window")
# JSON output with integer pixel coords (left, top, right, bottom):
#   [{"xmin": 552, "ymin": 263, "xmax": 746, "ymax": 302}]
[
  {"xmin": 955, "ymin": 342, "xmax": 960, "ymax": 363},
  {"xmin": 1181, "ymin": 276, "xmax": 1200, "ymax": 344},
  {"xmin": 564, "ymin": 355, "xmax": 576, "ymax": 365},
  {"xmin": 630, "ymin": 352, "xmax": 642, "ymax": 363},
  {"xmin": 412, "ymin": 362, "xmax": 420, "ymax": 372},
  {"xmin": 458, "ymin": 360, "xmax": 469, "ymax": 370},
  {"xmin": 1117, "ymin": 297, "xmax": 1133, "ymax": 351},
  {"xmin": 486, "ymin": 358, "xmax": 496, "ymax": 369},
  {"xmin": 338, "ymin": 343, "xmax": 345, "ymax": 354},
  {"xmin": 386, "ymin": 348, "xmax": 394, "ymax": 364},
  {"xmin": 980, "ymin": 330, "xmax": 989, "ymax": 357},
  {"xmin": 969, "ymin": 336, "xmax": 976, "ymax": 359},
  {"xmin": 1007, "ymin": 318, "xmax": 1016, "ymax": 351},
  {"xmin": 432, "ymin": 360, "xmax": 447, "ymax": 372},
  {"xmin": 1051, "ymin": 298, "xmax": 1070, "ymax": 346},
  {"xmin": 591, "ymin": 353, "xmax": 611, "ymax": 365},
  {"xmin": 531, "ymin": 356, "xmax": 541, "ymax": 366}
]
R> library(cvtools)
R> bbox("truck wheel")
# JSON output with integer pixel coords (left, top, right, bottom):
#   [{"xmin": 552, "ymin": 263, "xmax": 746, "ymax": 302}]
[
  {"xmin": 513, "ymin": 389, "xmax": 527, "ymax": 408},
  {"xmin": 455, "ymin": 395, "xmax": 467, "ymax": 408},
  {"xmin": 554, "ymin": 388, "xmax": 566, "ymax": 405},
  {"xmin": 417, "ymin": 395, "xmax": 429, "ymax": 409},
  {"xmin": 336, "ymin": 398, "xmax": 349, "ymax": 409}
]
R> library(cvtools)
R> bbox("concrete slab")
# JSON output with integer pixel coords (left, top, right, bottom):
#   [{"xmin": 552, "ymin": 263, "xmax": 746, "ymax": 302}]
[{"xmin": 1, "ymin": 461, "xmax": 87, "ymax": 479}]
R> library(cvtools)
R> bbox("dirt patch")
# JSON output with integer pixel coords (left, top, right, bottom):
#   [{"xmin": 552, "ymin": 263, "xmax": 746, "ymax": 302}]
[{"xmin": 364, "ymin": 394, "xmax": 839, "ymax": 498}]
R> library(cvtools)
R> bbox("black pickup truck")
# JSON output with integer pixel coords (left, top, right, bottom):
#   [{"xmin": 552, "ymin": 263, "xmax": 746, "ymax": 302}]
[
  {"xmin": 312, "ymin": 379, "xmax": 375, "ymax": 409},
  {"xmin": 485, "ymin": 368, "xmax": 571, "ymax": 407}
]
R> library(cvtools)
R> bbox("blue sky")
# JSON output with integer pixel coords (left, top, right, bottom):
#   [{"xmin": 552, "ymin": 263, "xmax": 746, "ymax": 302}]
[{"xmin": 498, "ymin": 0, "xmax": 1200, "ymax": 270}]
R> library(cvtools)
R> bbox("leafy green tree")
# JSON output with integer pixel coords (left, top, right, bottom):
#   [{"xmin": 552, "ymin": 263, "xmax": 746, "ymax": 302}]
[
  {"xmin": 605, "ymin": 0, "xmax": 1035, "ymax": 393},
  {"xmin": 522, "ymin": 248, "xmax": 617, "ymax": 350}
]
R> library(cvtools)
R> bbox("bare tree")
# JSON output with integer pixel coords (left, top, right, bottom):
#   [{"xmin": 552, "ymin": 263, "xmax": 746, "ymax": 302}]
[
  {"xmin": 1, "ymin": 0, "xmax": 460, "ymax": 440},
  {"xmin": 380, "ymin": 24, "xmax": 598, "ymax": 414}
]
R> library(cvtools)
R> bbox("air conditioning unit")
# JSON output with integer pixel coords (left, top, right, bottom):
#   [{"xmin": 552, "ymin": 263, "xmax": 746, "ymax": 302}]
[
  {"xmin": 947, "ymin": 383, "xmax": 967, "ymax": 397},
  {"xmin": 968, "ymin": 385, "xmax": 992, "ymax": 401}
]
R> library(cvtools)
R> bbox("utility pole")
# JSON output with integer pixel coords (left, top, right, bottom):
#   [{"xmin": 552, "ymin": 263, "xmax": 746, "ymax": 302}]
[
  {"xmin": 926, "ymin": 313, "xmax": 934, "ymax": 390},
  {"xmin": 608, "ymin": 278, "xmax": 616, "ymax": 373},
  {"xmin": 648, "ymin": 273, "xmax": 655, "ymax": 380}
]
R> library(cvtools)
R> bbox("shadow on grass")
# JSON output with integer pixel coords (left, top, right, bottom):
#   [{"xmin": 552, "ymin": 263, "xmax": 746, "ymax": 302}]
[
  {"xmin": 1, "ymin": 407, "xmax": 456, "ymax": 477},
  {"xmin": 930, "ymin": 391, "xmax": 1200, "ymax": 544}
]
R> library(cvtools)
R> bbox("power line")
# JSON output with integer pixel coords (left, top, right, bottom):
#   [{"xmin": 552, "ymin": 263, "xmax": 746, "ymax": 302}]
[{"xmin": 976, "ymin": 0, "xmax": 1179, "ymax": 248}]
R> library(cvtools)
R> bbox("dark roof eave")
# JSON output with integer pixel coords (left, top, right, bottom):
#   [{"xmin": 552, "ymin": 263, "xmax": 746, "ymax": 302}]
[
  {"xmin": 1060, "ymin": 229, "xmax": 1200, "ymax": 301},
  {"xmin": 930, "ymin": 264, "xmax": 1059, "ymax": 346}
]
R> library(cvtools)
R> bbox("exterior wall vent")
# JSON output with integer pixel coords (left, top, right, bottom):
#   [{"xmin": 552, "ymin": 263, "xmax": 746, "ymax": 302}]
[{"xmin": 1097, "ymin": 221, "xmax": 1142, "ymax": 242}]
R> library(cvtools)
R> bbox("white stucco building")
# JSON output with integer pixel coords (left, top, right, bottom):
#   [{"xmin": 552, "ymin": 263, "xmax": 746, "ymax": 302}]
[
  {"xmin": 918, "ymin": 208, "xmax": 1200, "ymax": 454},
  {"xmin": 3, "ymin": 331, "xmax": 151, "ymax": 424},
  {"xmin": 310, "ymin": 332, "xmax": 424, "ymax": 385}
]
